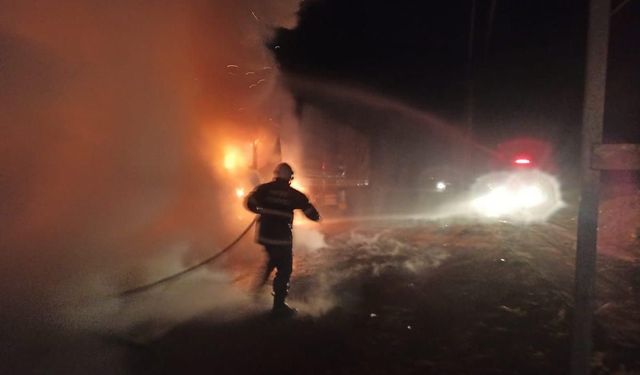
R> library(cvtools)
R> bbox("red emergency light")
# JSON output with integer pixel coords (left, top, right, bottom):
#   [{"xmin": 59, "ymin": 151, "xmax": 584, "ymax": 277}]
[{"xmin": 514, "ymin": 158, "xmax": 531, "ymax": 165}]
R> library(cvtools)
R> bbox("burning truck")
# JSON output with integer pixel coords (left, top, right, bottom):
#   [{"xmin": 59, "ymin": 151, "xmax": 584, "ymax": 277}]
[
  {"xmin": 218, "ymin": 119, "xmax": 370, "ymax": 216},
  {"xmin": 295, "ymin": 113, "xmax": 371, "ymax": 214}
]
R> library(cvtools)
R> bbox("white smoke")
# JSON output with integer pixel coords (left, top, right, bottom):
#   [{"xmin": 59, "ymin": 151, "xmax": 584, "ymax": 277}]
[
  {"xmin": 290, "ymin": 228, "xmax": 450, "ymax": 315},
  {"xmin": 0, "ymin": 0, "xmax": 306, "ymax": 361}
]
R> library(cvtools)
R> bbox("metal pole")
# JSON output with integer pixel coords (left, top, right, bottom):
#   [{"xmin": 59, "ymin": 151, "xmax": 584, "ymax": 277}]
[{"xmin": 571, "ymin": 0, "xmax": 610, "ymax": 374}]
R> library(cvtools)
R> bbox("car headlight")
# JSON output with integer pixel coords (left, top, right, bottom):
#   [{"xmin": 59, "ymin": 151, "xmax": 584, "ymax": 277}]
[{"xmin": 469, "ymin": 170, "xmax": 563, "ymax": 221}]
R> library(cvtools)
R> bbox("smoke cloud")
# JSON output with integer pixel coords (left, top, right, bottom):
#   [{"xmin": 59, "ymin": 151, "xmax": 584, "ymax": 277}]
[{"xmin": 0, "ymin": 0, "xmax": 303, "ymax": 347}]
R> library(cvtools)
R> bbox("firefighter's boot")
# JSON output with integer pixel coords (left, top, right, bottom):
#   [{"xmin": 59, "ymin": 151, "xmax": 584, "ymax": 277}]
[{"xmin": 272, "ymin": 294, "xmax": 296, "ymax": 317}]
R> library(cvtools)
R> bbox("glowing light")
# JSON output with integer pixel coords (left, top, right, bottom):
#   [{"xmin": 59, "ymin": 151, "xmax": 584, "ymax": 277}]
[
  {"xmin": 436, "ymin": 181, "xmax": 447, "ymax": 191},
  {"xmin": 517, "ymin": 186, "xmax": 545, "ymax": 208},
  {"xmin": 514, "ymin": 158, "xmax": 531, "ymax": 165},
  {"xmin": 223, "ymin": 146, "xmax": 248, "ymax": 172},
  {"xmin": 472, "ymin": 184, "xmax": 547, "ymax": 217},
  {"xmin": 469, "ymin": 170, "xmax": 564, "ymax": 221},
  {"xmin": 235, "ymin": 187, "xmax": 245, "ymax": 198},
  {"xmin": 472, "ymin": 186, "xmax": 515, "ymax": 217},
  {"xmin": 290, "ymin": 179, "xmax": 305, "ymax": 192}
]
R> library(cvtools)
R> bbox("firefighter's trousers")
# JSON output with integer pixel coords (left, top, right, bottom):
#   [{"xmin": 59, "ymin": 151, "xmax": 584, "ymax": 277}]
[{"xmin": 260, "ymin": 244, "xmax": 293, "ymax": 300}]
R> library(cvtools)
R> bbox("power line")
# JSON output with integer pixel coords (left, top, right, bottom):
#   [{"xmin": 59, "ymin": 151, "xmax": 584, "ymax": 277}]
[{"xmin": 612, "ymin": 0, "xmax": 633, "ymax": 15}]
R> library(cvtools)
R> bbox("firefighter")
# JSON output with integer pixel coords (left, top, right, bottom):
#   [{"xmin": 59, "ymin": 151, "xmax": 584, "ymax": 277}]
[{"xmin": 245, "ymin": 162, "xmax": 320, "ymax": 315}]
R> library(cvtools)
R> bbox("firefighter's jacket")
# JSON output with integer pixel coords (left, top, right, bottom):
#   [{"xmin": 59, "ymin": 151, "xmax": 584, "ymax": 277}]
[{"xmin": 246, "ymin": 178, "xmax": 320, "ymax": 246}]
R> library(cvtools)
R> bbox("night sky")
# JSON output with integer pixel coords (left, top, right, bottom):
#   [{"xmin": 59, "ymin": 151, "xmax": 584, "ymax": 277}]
[{"xmin": 273, "ymin": 0, "xmax": 639, "ymax": 182}]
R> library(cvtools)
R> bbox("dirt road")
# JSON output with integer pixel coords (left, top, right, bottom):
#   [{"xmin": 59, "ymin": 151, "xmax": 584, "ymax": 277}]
[
  {"xmin": 124, "ymin": 208, "xmax": 639, "ymax": 374},
  {"xmin": 4, "ymin": 203, "xmax": 638, "ymax": 375}
]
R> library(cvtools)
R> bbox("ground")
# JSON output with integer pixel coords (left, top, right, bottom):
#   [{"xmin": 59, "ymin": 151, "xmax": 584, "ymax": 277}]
[
  {"xmin": 124, "ymin": 192, "xmax": 640, "ymax": 375},
  {"xmin": 3, "ymin": 191, "xmax": 639, "ymax": 375}
]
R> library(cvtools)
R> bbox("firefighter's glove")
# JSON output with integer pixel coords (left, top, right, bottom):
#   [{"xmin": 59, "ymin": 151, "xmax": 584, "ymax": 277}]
[{"xmin": 303, "ymin": 205, "xmax": 320, "ymax": 221}]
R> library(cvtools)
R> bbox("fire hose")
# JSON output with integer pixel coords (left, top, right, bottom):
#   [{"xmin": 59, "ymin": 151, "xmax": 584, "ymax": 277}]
[{"xmin": 118, "ymin": 218, "xmax": 257, "ymax": 298}]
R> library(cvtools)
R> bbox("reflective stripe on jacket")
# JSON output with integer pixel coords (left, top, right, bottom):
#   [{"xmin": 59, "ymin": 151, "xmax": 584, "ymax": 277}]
[{"xmin": 245, "ymin": 178, "xmax": 320, "ymax": 245}]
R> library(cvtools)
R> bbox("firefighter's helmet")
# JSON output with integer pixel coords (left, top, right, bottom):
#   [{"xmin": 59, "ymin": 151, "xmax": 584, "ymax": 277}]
[{"xmin": 274, "ymin": 162, "xmax": 294, "ymax": 181}]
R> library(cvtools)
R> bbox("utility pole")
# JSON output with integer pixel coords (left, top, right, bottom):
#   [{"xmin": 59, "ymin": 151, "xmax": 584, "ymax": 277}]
[
  {"xmin": 571, "ymin": 0, "xmax": 609, "ymax": 374},
  {"xmin": 571, "ymin": 1, "xmax": 640, "ymax": 373}
]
